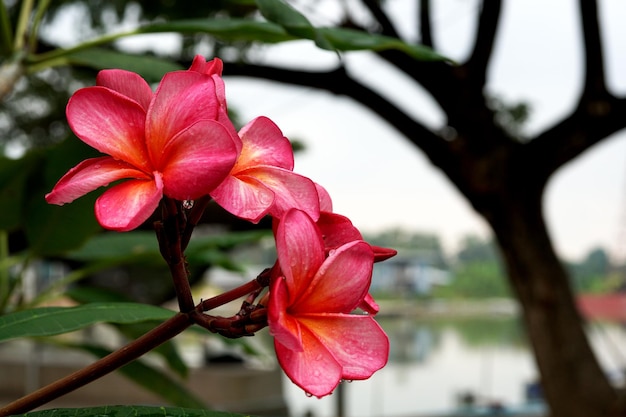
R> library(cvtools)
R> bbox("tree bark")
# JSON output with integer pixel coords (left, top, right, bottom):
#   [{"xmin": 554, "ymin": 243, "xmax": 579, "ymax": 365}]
[{"xmin": 479, "ymin": 176, "xmax": 619, "ymax": 416}]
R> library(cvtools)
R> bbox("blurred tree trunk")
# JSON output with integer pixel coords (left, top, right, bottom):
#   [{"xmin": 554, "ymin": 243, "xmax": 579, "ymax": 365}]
[{"xmin": 224, "ymin": 0, "xmax": 626, "ymax": 415}]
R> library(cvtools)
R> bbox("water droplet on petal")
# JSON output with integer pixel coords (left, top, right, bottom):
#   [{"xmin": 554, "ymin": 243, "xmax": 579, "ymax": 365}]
[
  {"xmin": 182, "ymin": 200, "xmax": 194, "ymax": 209},
  {"xmin": 305, "ymin": 392, "xmax": 313, "ymax": 398}
]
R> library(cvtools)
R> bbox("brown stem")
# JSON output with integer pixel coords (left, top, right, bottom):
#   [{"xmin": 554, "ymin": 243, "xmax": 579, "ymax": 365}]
[
  {"xmin": 180, "ymin": 195, "xmax": 212, "ymax": 251},
  {"xmin": 197, "ymin": 274, "xmax": 267, "ymax": 313},
  {"xmin": 0, "ymin": 312, "xmax": 193, "ymax": 417},
  {"xmin": 159, "ymin": 198, "xmax": 195, "ymax": 312}
]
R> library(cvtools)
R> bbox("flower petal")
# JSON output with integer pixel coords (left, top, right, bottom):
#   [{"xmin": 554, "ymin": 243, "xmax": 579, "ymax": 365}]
[
  {"xmin": 210, "ymin": 174, "xmax": 274, "ymax": 223},
  {"xmin": 240, "ymin": 166, "xmax": 320, "ymax": 221},
  {"xmin": 268, "ymin": 276, "xmax": 304, "ymax": 352},
  {"xmin": 317, "ymin": 212, "xmax": 363, "ymax": 250},
  {"xmin": 96, "ymin": 69, "xmax": 153, "ymax": 111},
  {"xmin": 160, "ymin": 120, "xmax": 237, "ymax": 200},
  {"xmin": 188, "ymin": 55, "xmax": 223, "ymax": 76},
  {"xmin": 359, "ymin": 293, "xmax": 380, "ymax": 315},
  {"xmin": 45, "ymin": 157, "xmax": 150, "ymax": 205},
  {"xmin": 187, "ymin": 56, "xmax": 241, "ymax": 153},
  {"xmin": 316, "ymin": 183, "xmax": 333, "ymax": 212},
  {"xmin": 294, "ymin": 240, "xmax": 373, "ymax": 314},
  {"xmin": 146, "ymin": 71, "xmax": 219, "ymax": 166},
  {"xmin": 276, "ymin": 209, "xmax": 325, "ymax": 302},
  {"xmin": 298, "ymin": 314, "xmax": 389, "ymax": 381},
  {"xmin": 274, "ymin": 324, "xmax": 343, "ymax": 398},
  {"xmin": 67, "ymin": 87, "xmax": 150, "ymax": 171},
  {"xmin": 236, "ymin": 116, "xmax": 294, "ymax": 170},
  {"xmin": 94, "ymin": 174, "xmax": 163, "ymax": 231}
]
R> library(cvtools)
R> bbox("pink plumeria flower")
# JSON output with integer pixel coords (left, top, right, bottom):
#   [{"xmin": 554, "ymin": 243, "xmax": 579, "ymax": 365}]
[
  {"xmin": 312, "ymin": 185, "xmax": 397, "ymax": 314},
  {"xmin": 187, "ymin": 55, "xmax": 240, "ymax": 144},
  {"xmin": 210, "ymin": 116, "xmax": 320, "ymax": 223},
  {"xmin": 268, "ymin": 208, "xmax": 389, "ymax": 398},
  {"xmin": 45, "ymin": 64, "xmax": 238, "ymax": 231}
]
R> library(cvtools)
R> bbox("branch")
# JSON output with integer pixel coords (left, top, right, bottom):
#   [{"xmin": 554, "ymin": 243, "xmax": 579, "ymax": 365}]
[
  {"xmin": 527, "ymin": 0, "xmax": 618, "ymax": 177},
  {"xmin": 528, "ymin": 95, "xmax": 626, "ymax": 176},
  {"xmin": 223, "ymin": 62, "xmax": 450, "ymax": 168},
  {"xmin": 419, "ymin": 0, "xmax": 433, "ymax": 47},
  {"xmin": 361, "ymin": 0, "xmax": 400, "ymax": 39},
  {"xmin": 466, "ymin": 0, "xmax": 502, "ymax": 89},
  {"xmin": 579, "ymin": 0, "xmax": 606, "ymax": 96}
]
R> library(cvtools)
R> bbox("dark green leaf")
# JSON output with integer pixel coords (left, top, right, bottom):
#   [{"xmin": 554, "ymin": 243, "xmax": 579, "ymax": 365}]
[
  {"xmin": 24, "ymin": 139, "xmax": 102, "ymax": 256},
  {"xmin": 66, "ymin": 288, "xmax": 189, "ymax": 378},
  {"xmin": 64, "ymin": 49, "xmax": 184, "ymax": 82},
  {"xmin": 0, "ymin": 154, "xmax": 38, "ymax": 230},
  {"xmin": 256, "ymin": 0, "xmax": 448, "ymax": 61},
  {"xmin": 255, "ymin": 0, "xmax": 317, "ymax": 40},
  {"xmin": 17, "ymin": 405, "xmax": 251, "ymax": 417},
  {"xmin": 318, "ymin": 27, "xmax": 449, "ymax": 61},
  {"xmin": 0, "ymin": 302, "xmax": 175, "ymax": 342},
  {"xmin": 66, "ymin": 231, "xmax": 162, "ymax": 263},
  {"xmin": 139, "ymin": 18, "xmax": 295, "ymax": 43},
  {"xmin": 74, "ymin": 344, "xmax": 205, "ymax": 408}
]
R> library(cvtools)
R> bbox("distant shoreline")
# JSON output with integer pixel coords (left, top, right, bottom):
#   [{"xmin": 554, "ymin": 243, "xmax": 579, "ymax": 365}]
[{"xmin": 375, "ymin": 297, "xmax": 520, "ymax": 318}]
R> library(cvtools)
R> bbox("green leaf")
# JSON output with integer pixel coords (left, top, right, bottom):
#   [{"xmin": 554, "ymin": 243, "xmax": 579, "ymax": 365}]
[
  {"xmin": 139, "ymin": 18, "xmax": 296, "ymax": 44},
  {"xmin": 24, "ymin": 139, "xmax": 102, "ymax": 256},
  {"xmin": 0, "ymin": 154, "xmax": 39, "ymax": 230},
  {"xmin": 255, "ymin": 0, "xmax": 317, "ymax": 40},
  {"xmin": 65, "ymin": 48, "xmax": 184, "ymax": 83},
  {"xmin": 17, "ymin": 405, "xmax": 250, "ymax": 417},
  {"xmin": 0, "ymin": 302, "xmax": 175, "ymax": 342},
  {"xmin": 256, "ymin": 0, "xmax": 448, "ymax": 61},
  {"xmin": 74, "ymin": 344, "xmax": 205, "ymax": 409},
  {"xmin": 66, "ymin": 288, "xmax": 189, "ymax": 378},
  {"xmin": 66, "ymin": 231, "xmax": 162, "ymax": 263},
  {"xmin": 318, "ymin": 27, "xmax": 450, "ymax": 61}
]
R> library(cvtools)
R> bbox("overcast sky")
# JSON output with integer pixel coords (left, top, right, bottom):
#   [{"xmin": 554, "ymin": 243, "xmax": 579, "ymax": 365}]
[{"xmin": 220, "ymin": 0, "xmax": 626, "ymax": 261}]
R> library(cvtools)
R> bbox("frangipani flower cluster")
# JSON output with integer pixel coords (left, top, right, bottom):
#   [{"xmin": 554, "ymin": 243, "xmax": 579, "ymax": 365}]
[{"xmin": 46, "ymin": 55, "xmax": 395, "ymax": 398}]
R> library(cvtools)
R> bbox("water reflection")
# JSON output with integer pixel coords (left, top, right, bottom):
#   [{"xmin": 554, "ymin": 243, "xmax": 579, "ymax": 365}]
[{"xmin": 283, "ymin": 314, "xmax": 538, "ymax": 417}]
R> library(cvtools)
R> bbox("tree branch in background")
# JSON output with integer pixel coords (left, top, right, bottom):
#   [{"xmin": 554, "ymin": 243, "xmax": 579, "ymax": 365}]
[
  {"xmin": 466, "ymin": 0, "xmax": 502, "ymax": 90},
  {"xmin": 579, "ymin": 0, "xmax": 607, "ymax": 97},
  {"xmin": 419, "ymin": 0, "xmax": 433, "ymax": 47}
]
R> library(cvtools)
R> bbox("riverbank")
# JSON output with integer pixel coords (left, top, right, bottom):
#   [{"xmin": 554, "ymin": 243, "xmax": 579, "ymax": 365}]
[{"xmin": 376, "ymin": 297, "xmax": 519, "ymax": 318}]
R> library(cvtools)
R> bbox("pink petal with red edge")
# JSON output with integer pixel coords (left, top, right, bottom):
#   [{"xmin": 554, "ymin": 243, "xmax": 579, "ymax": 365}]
[
  {"xmin": 45, "ymin": 157, "xmax": 150, "ymax": 205},
  {"xmin": 241, "ymin": 166, "xmax": 320, "ymax": 221},
  {"xmin": 267, "ymin": 276, "xmax": 304, "ymax": 352},
  {"xmin": 67, "ymin": 87, "xmax": 150, "ymax": 172},
  {"xmin": 160, "ymin": 120, "xmax": 237, "ymax": 200},
  {"xmin": 94, "ymin": 174, "xmax": 163, "ymax": 231},
  {"xmin": 294, "ymin": 241, "xmax": 373, "ymax": 314},
  {"xmin": 96, "ymin": 69, "xmax": 153, "ymax": 111},
  {"xmin": 237, "ymin": 117, "xmax": 294, "ymax": 170},
  {"xmin": 274, "ymin": 324, "xmax": 343, "ymax": 398},
  {"xmin": 210, "ymin": 174, "xmax": 274, "ymax": 223},
  {"xmin": 298, "ymin": 314, "xmax": 389, "ymax": 380},
  {"xmin": 146, "ymin": 71, "xmax": 219, "ymax": 166},
  {"xmin": 317, "ymin": 212, "xmax": 363, "ymax": 249},
  {"xmin": 276, "ymin": 209, "xmax": 325, "ymax": 300},
  {"xmin": 359, "ymin": 293, "xmax": 380, "ymax": 315},
  {"xmin": 372, "ymin": 245, "xmax": 398, "ymax": 262},
  {"xmin": 315, "ymin": 183, "xmax": 333, "ymax": 212},
  {"xmin": 188, "ymin": 56, "xmax": 223, "ymax": 75}
]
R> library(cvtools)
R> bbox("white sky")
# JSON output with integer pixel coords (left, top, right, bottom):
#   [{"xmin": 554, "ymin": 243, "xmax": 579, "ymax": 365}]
[{"xmin": 221, "ymin": 0, "xmax": 626, "ymax": 262}]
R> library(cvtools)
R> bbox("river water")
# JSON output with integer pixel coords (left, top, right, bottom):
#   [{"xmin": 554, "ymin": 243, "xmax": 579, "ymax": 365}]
[{"xmin": 281, "ymin": 312, "xmax": 626, "ymax": 417}]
